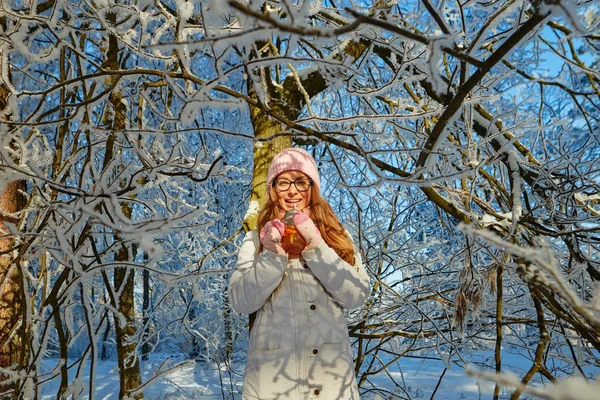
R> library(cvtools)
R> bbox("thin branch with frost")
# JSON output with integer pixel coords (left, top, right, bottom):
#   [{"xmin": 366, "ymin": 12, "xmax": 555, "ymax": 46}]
[{"xmin": 467, "ymin": 366, "xmax": 600, "ymax": 400}]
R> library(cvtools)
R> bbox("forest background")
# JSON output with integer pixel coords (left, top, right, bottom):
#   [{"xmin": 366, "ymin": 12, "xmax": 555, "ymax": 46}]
[{"xmin": 0, "ymin": 0, "xmax": 599, "ymax": 398}]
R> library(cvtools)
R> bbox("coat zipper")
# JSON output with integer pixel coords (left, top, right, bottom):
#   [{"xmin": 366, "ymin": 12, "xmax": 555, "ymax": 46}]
[
  {"xmin": 288, "ymin": 262, "xmax": 301, "ymax": 398},
  {"xmin": 292, "ymin": 259, "xmax": 310, "ymax": 398}
]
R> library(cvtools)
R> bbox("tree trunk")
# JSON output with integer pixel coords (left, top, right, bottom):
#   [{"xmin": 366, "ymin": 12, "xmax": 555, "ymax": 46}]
[
  {"xmin": 189, "ymin": 304, "xmax": 201, "ymax": 360},
  {"xmin": 103, "ymin": 11, "xmax": 143, "ymax": 396},
  {"xmin": 0, "ymin": 180, "xmax": 28, "ymax": 399},
  {"xmin": 101, "ymin": 316, "xmax": 112, "ymax": 361},
  {"xmin": 493, "ymin": 261, "xmax": 504, "ymax": 400},
  {"xmin": 223, "ymin": 281, "xmax": 233, "ymax": 360},
  {"xmin": 51, "ymin": 296, "xmax": 69, "ymax": 398},
  {"xmin": 0, "ymin": 44, "xmax": 29, "ymax": 396},
  {"xmin": 114, "ymin": 248, "xmax": 142, "ymax": 399},
  {"xmin": 141, "ymin": 267, "xmax": 151, "ymax": 361},
  {"xmin": 106, "ymin": 127, "xmax": 142, "ymax": 400}
]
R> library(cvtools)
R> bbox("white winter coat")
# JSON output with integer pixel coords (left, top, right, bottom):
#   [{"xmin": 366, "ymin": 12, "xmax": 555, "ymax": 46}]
[{"xmin": 228, "ymin": 230, "xmax": 370, "ymax": 400}]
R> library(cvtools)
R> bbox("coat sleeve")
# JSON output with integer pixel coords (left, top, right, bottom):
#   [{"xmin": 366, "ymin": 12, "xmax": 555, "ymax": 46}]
[
  {"xmin": 227, "ymin": 230, "xmax": 288, "ymax": 315},
  {"xmin": 301, "ymin": 233, "xmax": 370, "ymax": 310}
]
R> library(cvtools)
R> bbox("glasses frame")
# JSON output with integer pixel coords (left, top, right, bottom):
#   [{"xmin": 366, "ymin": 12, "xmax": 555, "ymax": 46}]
[{"xmin": 273, "ymin": 178, "xmax": 313, "ymax": 192}]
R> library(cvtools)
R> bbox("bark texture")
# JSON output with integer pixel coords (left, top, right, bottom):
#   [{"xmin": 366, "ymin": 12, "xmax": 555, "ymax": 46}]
[{"xmin": 0, "ymin": 180, "xmax": 27, "ymax": 398}]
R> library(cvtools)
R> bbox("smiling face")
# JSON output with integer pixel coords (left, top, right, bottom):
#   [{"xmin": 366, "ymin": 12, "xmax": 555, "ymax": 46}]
[{"xmin": 274, "ymin": 171, "xmax": 312, "ymax": 215}]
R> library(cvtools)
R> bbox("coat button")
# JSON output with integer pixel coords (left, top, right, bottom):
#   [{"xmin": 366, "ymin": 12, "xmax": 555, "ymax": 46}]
[
  {"xmin": 310, "ymin": 304, "xmax": 316, "ymax": 311},
  {"xmin": 314, "ymin": 389, "xmax": 320, "ymax": 395},
  {"xmin": 313, "ymin": 348, "xmax": 318, "ymax": 355}
]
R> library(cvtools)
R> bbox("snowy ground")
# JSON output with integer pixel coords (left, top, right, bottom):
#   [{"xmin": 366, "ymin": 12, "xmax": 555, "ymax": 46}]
[{"xmin": 39, "ymin": 351, "xmax": 598, "ymax": 399}]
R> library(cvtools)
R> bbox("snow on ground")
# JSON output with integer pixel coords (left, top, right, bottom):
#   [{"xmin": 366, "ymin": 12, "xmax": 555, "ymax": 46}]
[
  {"xmin": 39, "ymin": 350, "xmax": 599, "ymax": 399},
  {"xmin": 40, "ymin": 354, "xmax": 243, "ymax": 400}
]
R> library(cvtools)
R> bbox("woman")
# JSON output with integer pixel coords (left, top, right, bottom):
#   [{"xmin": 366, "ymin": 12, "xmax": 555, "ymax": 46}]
[{"xmin": 228, "ymin": 148, "xmax": 370, "ymax": 399}]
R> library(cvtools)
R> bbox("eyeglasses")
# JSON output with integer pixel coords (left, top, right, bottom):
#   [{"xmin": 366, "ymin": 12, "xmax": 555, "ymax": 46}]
[{"xmin": 273, "ymin": 178, "xmax": 313, "ymax": 192}]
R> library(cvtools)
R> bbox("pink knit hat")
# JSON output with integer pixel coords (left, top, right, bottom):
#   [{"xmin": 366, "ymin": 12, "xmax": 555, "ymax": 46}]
[{"xmin": 266, "ymin": 148, "xmax": 321, "ymax": 193}]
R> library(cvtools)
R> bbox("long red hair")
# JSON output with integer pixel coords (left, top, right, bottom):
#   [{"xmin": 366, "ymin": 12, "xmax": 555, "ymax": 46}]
[{"xmin": 257, "ymin": 185, "xmax": 355, "ymax": 265}]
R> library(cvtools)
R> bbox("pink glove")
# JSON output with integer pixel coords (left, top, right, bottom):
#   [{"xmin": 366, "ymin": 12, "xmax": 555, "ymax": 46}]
[
  {"xmin": 292, "ymin": 212, "xmax": 323, "ymax": 251},
  {"xmin": 259, "ymin": 220, "xmax": 286, "ymax": 255}
]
